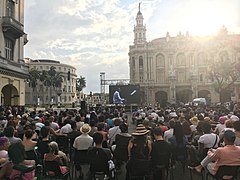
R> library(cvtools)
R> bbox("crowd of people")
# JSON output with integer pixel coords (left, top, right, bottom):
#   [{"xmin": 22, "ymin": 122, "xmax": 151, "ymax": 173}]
[{"xmin": 0, "ymin": 103, "xmax": 239, "ymax": 179}]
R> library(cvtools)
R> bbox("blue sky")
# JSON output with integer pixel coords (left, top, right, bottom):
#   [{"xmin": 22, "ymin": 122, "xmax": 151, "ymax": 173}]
[{"xmin": 24, "ymin": 0, "xmax": 240, "ymax": 93}]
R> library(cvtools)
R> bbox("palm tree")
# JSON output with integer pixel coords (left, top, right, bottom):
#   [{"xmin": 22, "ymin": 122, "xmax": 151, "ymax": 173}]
[
  {"xmin": 40, "ymin": 66, "xmax": 63, "ymax": 106},
  {"xmin": 28, "ymin": 68, "xmax": 40, "ymax": 105},
  {"xmin": 76, "ymin": 76, "xmax": 86, "ymax": 92}
]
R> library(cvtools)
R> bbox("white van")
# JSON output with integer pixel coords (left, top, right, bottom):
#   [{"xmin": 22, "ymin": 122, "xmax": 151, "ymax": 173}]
[{"xmin": 192, "ymin": 98, "xmax": 207, "ymax": 106}]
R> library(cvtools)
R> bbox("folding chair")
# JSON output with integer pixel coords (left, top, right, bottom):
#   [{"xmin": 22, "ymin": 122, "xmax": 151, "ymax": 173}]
[
  {"xmin": 206, "ymin": 165, "xmax": 239, "ymax": 180},
  {"xmin": 128, "ymin": 159, "xmax": 152, "ymax": 180},
  {"xmin": 88, "ymin": 148, "xmax": 117, "ymax": 180},
  {"xmin": 72, "ymin": 149, "xmax": 90, "ymax": 178},
  {"xmin": 43, "ymin": 160, "xmax": 71, "ymax": 180},
  {"xmin": 187, "ymin": 145, "xmax": 204, "ymax": 180}
]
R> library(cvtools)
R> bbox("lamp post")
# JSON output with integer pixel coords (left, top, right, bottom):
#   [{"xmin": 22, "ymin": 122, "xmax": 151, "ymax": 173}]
[
  {"xmin": 37, "ymin": 96, "xmax": 40, "ymax": 107},
  {"xmin": 189, "ymin": 65, "xmax": 198, "ymax": 99},
  {"xmin": 57, "ymin": 90, "xmax": 62, "ymax": 108},
  {"xmin": 168, "ymin": 65, "xmax": 176, "ymax": 103}
]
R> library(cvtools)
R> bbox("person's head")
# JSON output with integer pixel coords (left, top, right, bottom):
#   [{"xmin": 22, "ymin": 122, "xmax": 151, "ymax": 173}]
[
  {"xmin": 153, "ymin": 127, "xmax": 163, "ymax": 139},
  {"xmin": 0, "ymin": 136, "xmax": 10, "ymax": 151},
  {"xmin": 48, "ymin": 141, "xmax": 59, "ymax": 155},
  {"xmin": 75, "ymin": 115, "xmax": 81, "ymax": 122},
  {"xmin": 119, "ymin": 123, "xmax": 128, "ymax": 133},
  {"xmin": 233, "ymin": 120, "xmax": 240, "ymax": 132},
  {"xmin": 40, "ymin": 126, "xmax": 50, "ymax": 139},
  {"xmin": 8, "ymin": 142, "xmax": 25, "ymax": 164},
  {"xmin": 223, "ymin": 130, "xmax": 236, "ymax": 145},
  {"xmin": 113, "ymin": 118, "xmax": 122, "ymax": 126},
  {"xmin": 202, "ymin": 122, "xmax": 212, "ymax": 134},
  {"xmin": 190, "ymin": 116, "xmax": 199, "ymax": 126},
  {"xmin": 219, "ymin": 116, "xmax": 227, "ymax": 124},
  {"xmin": 97, "ymin": 123, "xmax": 105, "ymax": 131},
  {"xmin": 80, "ymin": 124, "xmax": 91, "ymax": 134},
  {"xmin": 169, "ymin": 119, "xmax": 175, "ymax": 129},
  {"xmin": 225, "ymin": 120, "xmax": 233, "ymax": 128},
  {"xmin": 4, "ymin": 126, "xmax": 15, "ymax": 137},
  {"xmin": 182, "ymin": 120, "xmax": 191, "ymax": 135},
  {"xmin": 93, "ymin": 132, "xmax": 103, "ymax": 146},
  {"xmin": 24, "ymin": 129, "xmax": 33, "ymax": 139},
  {"xmin": 142, "ymin": 119, "xmax": 150, "ymax": 128},
  {"xmin": 98, "ymin": 115, "xmax": 105, "ymax": 123}
]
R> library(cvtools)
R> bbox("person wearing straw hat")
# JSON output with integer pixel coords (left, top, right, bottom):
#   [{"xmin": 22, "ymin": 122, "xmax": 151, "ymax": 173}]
[
  {"xmin": 126, "ymin": 124, "xmax": 152, "ymax": 179},
  {"xmin": 73, "ymin": 124, "xmax": 93, "ymax": 150}
]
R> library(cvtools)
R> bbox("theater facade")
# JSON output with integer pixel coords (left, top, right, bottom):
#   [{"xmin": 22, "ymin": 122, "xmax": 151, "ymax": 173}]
[
  {"xmin": 129, "ymin": 7, "xmax": 240, "ymax": 107},
  {"xmin": 0, "ymin": 0, "xmax": 29, "ymax": 106}
]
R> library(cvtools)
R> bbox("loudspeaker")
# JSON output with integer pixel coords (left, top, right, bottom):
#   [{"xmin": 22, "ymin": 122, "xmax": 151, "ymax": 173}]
[{"xmin": 81, "ymin": 101, "xmax": 86, "ymax": 110}]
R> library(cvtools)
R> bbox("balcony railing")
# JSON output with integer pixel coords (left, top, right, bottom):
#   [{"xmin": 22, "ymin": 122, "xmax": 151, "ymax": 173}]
[{"xmin": 2, "ymin": 16, "xmax": 24, "ymax": 38}]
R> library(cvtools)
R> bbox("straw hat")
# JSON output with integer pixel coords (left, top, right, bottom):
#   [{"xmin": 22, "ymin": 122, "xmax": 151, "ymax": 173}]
[
  {"xmin": 190, "ymin": 116, "xmax": 199, "ymax": 126},
  {"xmin": 80, "ymin": 124, "xmax": 91, "ymax": 134},
  {"xmin": 132, "ymin": 124, "xmax": 149, "ymax": 136}
]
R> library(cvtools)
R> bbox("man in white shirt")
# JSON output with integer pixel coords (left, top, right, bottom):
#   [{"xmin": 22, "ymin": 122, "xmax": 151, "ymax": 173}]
[{"xmin": 73, "ymin": 124, "xmax": 93, "ymax": 150}]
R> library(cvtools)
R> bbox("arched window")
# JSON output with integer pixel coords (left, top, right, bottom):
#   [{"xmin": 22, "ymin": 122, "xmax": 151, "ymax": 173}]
[
  {"xmin": 139, "ymin": 33, "xmax": 142, "ymax": 38},
  {"xmin": 156, "ymin": 54, "xmax": 165, "ymax": 67},
  {"xmin": 176, "ymin": 53, "xmax": 186, "ymax": 66}
]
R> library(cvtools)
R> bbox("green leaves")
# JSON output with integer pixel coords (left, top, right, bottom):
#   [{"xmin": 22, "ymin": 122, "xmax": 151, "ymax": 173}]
[{"xmin": 76, "ymin": 76, "xmax": 86, "ymax": 92}]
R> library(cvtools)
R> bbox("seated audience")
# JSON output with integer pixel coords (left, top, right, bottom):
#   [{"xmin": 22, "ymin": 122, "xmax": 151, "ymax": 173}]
[
  {"xmin": 4, "ymin": 126, "xmax": 22, "ymax": 144},
  {"xmin": 198, "ymin": 122, "xmax": 220, "ymax": 160},
  {"xmin": 44, "ymin": 141, "xmax": 68, "ymax": 166},
  {"xmin": 193, "ymin": 130, "xmax": 240, "ymax": 175},
  {"xmin": 0, "ymin": 136, "xmax": 9, "ymax": 167},
  {"xmin": 0, "ymin": 142, "xmax": 35, "ymax": 179}
]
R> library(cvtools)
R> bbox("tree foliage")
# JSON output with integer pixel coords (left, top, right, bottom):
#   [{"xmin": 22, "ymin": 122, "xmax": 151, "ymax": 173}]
[
  {"xmin": 76, "ymin": 76, "xmax": 86, "ymax": 92},
  {"xmin": 28, "ymin": 68, "xmax": 40, "ymax": 90},
  {"xmin": 208, "ymin": 58, "xmax": 240, "ymax": 102}
]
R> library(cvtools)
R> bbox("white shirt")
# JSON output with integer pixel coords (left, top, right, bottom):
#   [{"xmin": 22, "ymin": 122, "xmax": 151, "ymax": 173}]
[
  {"xmin": 60, "ymin": 124, "xmax": 72, "ymax": 134},
  {"xmin": 73, "ymin": 134, "xmax": 93, "ymax": 150},
  {"xmin": 198, "ymin": 133, "xmax": 220, "ymax": 148},
  {"xmin": 108, "ymin": 126, "xmax": 121, "ymax": 145},
  {"xmin": 164, "ymin": 128, "xmax": 174, "ymax": 142}
]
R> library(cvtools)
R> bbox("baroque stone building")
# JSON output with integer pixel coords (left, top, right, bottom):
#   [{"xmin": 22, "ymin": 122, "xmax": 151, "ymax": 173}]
[
  {"xmin": 25, "ymin": 59, "xmax": 77, "ymax": 106},
  {"xmin": 129, "ymin": 7, "xmax": 240, "ymax": 106},
  {"xmin": 0, "ymin": 0, "xmax": 28, "ymax": 106}
]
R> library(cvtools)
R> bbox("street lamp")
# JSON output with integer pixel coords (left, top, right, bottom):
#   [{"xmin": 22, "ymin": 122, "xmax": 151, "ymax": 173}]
[
  {"xmin": 37, "ymin": 96, "xmax": 40, "ymax": 107},
  {"xmin": 57, "ymin": 90, "xmax": 62, "ymax": 108}
]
